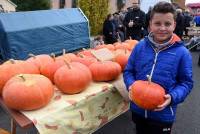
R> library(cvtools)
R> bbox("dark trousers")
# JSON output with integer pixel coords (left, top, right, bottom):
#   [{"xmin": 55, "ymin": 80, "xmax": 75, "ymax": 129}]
[{"xmin": 132, "ymin": 112, "xmax": 173, "ymax": 134}]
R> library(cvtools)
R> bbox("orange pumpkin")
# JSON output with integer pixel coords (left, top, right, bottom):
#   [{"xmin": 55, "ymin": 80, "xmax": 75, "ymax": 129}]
[
  {"xmin": 56, "ymin": 49, "xmax": 77, "ymax": 62},
  {"xmin": 54, "ymin": 62, "xmax": 92, "ymax": 94},
  {"xmin": 27, "ymin": 54, "xmax": 54, "ymax": 69},
  {"xmin": 114, "ymin": 42, "xmax": 129, "ymax": 50},
  {"xmin": 2, "ymin": 74, "xmax": 54, "ymax": 110},
  {"xmin": 71, "ymin": 55, "xmax": 97, "ymax": 67},
  {"xmin": 114, "ymin": 49, "xmax": 130, "ymax": 70},
  {"xmin": 77, "ymin": 48, "xmax": 95, "ymax": 57},
  {"xmin": 89, "ymin": 61, "xmax": 121, "ymax": 81},
  {"xmin": 125, "ymin": 38, "xmax": 138, "ymax": 50},
  {"xmin": 0, "ymin": 60, "xmax": 39, "ymax": 95},
  {"xmin": 40, "ymin": 54, "xmax": 66, "ymax": 83},
  {"xmin": 130, "ymin": 80, "xmax": 165, "ymax": 110}
]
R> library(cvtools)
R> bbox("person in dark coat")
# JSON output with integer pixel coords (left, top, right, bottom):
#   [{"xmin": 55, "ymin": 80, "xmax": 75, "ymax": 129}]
[
  {"xmin": 113, "ymin": 12, "xmax": 125, "ymax": 42},
  {"xmin": 174, "ymin": 9, "xmax": 185, "ymax": 39},
  {"xmin": 183, "ymin": 10, "xmax": 193, "ymax": 36},
  {"xmin": 103, "ymin": 14, "xmax": 117, "ymax": 44},
  {"xmin": 123, "ymin": 3, "xmax": 146, "ymax": 40}
]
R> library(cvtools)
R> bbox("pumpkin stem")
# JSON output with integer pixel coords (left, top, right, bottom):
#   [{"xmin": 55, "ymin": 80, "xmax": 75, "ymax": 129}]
[
  {"xmin": 129, "ymin": 36, "xmax": 132, "ymax": 40},
  {"xmin": 82, "ymin": 48, "xmax": 87, "ymax": 51},
  {"xmin": 28, "ymin": 53, "xmax": 36, "ymax": 59},
  {"xmin": 117, "ymin": 32, "xmax": 121, "ymax": 43},
  {"xmin": 125, "ymin": 48, "xmax": 127, "ymax": 54},
  {"xmin": 9, "ymin": 59, "xmax": 15, "ymax": 64},
  {"xmin": 18, "ymin": 74, "xmax": 26, "ymax": 81},
  {"xmin": 146, "ymin": 75, "xmax": 151, "ymax": 84},
  {"xmin": 79, "ymin": 54, "xmax": 85, "ymax": 58},
  {"xmin": 50, "ymin": 53, "xmax": 56, "ymax": 61},
  {"xmin": 63, "ymin": 60, "xmax": 71, "ymax": 69},
  {"xmin": 62, "ymin": 49, "xmax": 66, "ymax": 56}
]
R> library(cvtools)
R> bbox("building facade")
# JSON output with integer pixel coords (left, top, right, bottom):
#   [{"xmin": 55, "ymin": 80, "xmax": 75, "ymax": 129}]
[
  {"xmin": 0, "ymin": 0, "xmax": 17, "ymax": 12},
  {"xmin": 172, "ymin": 0, "xmax": 186, "ymax": 9},
  {"xmin": 51, "ymin": 0, "xmax": 138, "ymax": 13}
]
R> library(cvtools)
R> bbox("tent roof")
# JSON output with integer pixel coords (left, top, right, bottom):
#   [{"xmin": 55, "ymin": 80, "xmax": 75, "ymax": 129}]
[
  {"xmin": 0, "ymin": 8, "xmax": 90, "ymax": 61},
  {"xmin": 0, "ymin": 8, "xmax": 87, "ymax": 32}
]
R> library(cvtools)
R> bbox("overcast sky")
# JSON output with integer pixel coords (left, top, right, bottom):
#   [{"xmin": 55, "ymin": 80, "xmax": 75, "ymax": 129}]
[{"xmin": 185, "ymin": 0, "xmax": 200, "ymax": 5}]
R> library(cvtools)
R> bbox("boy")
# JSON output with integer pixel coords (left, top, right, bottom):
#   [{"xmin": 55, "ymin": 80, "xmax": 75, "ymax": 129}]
[{"xmin": 123, "ymin": 2, "xmax": 193, "ymax": 134}]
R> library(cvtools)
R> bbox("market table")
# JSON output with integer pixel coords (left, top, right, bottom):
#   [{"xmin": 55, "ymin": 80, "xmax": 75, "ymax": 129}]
[{"xmin": 0, "ymin": 78, "xmax": 129, "ymax": 134}]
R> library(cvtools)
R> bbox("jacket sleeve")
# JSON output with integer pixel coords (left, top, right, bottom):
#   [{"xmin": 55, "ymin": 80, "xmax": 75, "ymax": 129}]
[
  {"xmin": 169, "ymin": 49, "xmax": 193, "ymax": 105},
  {"xmin": 123, "ymin": 45, "xmax": 139, "ymax": 91}
]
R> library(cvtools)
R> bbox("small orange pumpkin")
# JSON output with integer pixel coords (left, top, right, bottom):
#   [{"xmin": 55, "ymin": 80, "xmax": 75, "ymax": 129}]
[
  {"xmin": 71, "ymin": 54, "xmax": 97, "ymax": 67},
  {"xmin": 0, "ymin": 60, "xmax": 40, "ymax": 95},
  {"xmin": 26, "ymin": 54, "xmax": 54, "ymax": 70},
  {"xmin": 130, "ymin": 78, "xmax": 165, "ymax": 110},
  {"xmin": 2, "ymin": 74, "xmax": 54, "ymax": 110},
  {"xmin": 89, "ymin": 61, "xmax": 121, "ymax": 81},
  {"xmin": 54, "ymin": 62, "xmax": 92, "ymax": 94},
  {"xmin": 114, "ymin": 49, "xmax": 130, "ymax": 70},
  {"xmin": 77, "ymin": 48, "xmax": 95, "ymax": 57},
  {"xmin": 125, "ymin": 38, "xmax": 138, "ymax": 50},
  {"xmin": 40, "ymin": 54, "xmax": 66, "ymax": 83}
]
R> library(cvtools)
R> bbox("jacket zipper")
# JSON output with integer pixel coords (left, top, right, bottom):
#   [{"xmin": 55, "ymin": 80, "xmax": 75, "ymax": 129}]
[{"xmin": 145, "ymin": 43, "xmax": 175, "ymax": 118}]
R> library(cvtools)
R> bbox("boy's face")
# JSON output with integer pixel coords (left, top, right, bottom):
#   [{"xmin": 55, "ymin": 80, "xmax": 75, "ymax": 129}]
[{"xmin": 149, "ymin": 13, "xmax": 176, "ymax": 44}]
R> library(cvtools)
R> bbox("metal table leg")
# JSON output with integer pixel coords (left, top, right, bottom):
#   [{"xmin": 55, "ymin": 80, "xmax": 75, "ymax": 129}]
[{"xmin": 11, "ymin": 119, "xmax": 16, "ymax": 134}]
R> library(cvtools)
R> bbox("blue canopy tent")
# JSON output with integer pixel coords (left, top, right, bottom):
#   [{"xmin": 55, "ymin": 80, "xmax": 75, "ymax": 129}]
[{"xmin": 0, "ymin": 8, "xmax": 90, "ymax": 61}]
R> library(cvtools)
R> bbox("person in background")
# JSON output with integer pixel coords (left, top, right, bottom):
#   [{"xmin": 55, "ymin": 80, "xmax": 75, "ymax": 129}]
[
  {"xmin": 144, "ymin": 6, "xmax": 153, "ymax": 36},
  {"xmin": 174, "ymin": 9, "xmax": 185, "ymax": 39},
  {"xmin": 118, "ymin": 4, "xmax": 127, "ymax": 39},
  {"xmin": 183, "ymin": 9, "xmax": 193, "ymax": 37},
  {"xmin": 123, "ymin": 2, "xmax": 193, "ymax": 134},
  {"xmin": 103, "ymin": 14, "xmax": 117, "ymax": 44},
  {"xmin": 194, "ymin": 15, "xmax": 200, "ymax": 27},
  {"xmin": 113, "ymin": 12, "xmax": 125, "ymax": 42},
  {"xmin": 90, "ymin": 35, "xmax": 104, "ymax": 48},
  {"xmin": 123, "ymin": 3, "xmax": 146, "ymax": 40}
]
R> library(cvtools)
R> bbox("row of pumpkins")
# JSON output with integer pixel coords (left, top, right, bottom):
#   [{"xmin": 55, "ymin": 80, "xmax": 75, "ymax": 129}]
[{"xmin": 0, "ymin": 39, "xmax": 138, "ymax": 111}]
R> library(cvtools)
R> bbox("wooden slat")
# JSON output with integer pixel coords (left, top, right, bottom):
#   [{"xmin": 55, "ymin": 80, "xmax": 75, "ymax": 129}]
[{"xmin": 0, "ymin": 97, "xmax": 33, "ymax": 129}]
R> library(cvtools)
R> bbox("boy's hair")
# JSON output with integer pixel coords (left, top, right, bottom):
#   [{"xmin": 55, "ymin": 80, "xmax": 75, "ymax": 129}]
[{"xmin": 150, "ymin": 2, "xmax": 176, "ymax": 20}]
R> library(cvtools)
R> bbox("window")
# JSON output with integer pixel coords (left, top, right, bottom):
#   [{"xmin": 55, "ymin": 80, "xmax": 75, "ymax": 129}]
[{"xmin": 60, "ymin": 0, "xmax": 65, "ymax": 8}]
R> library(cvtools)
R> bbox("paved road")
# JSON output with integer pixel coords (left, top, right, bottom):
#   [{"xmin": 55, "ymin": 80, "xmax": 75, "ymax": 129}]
[{"xmin": 0, "ymin": 51, "xmax": 200, "ymax": 134}]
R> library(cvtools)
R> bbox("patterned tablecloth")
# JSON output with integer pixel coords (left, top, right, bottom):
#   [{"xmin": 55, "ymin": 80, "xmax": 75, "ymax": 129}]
[{"xmin": 21, "ymin": 81, "xmax": 129, "ymax": 134}]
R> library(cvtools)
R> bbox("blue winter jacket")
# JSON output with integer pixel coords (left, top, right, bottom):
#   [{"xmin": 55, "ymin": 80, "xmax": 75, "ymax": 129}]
[{"xmin": 123, "ymin": 36, "xmax": 193, "ymax": 123}]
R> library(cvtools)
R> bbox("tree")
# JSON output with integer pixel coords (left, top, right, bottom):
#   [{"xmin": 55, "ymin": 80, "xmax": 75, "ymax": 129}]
[
  {"xmin": 78, "ymin": 0, "xmax": 109, "ymax": 35},
  {"xmin": 11, "ymin": 0, "xmax": 50, "ymax": 11}
]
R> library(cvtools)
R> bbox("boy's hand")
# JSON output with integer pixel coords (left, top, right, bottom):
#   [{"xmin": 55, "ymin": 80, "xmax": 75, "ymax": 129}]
[
  {"xmin": 128, "ymin": 86, "xmax": 133, "ymax": 101},
  {"xmin": 154, "ymin": 94, "xmax": 171, "ymax": 111}
]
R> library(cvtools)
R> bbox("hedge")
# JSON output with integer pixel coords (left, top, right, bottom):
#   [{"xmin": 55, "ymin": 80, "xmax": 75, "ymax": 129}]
[{"xmin": 78, "ymin": 0, "xmax": 109, "ymax": 36}]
